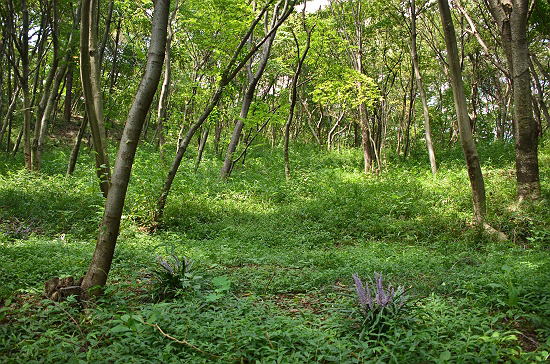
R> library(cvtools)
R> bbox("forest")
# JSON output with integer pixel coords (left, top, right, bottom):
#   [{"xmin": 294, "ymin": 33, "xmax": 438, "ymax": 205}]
[{"xmin": 0, "ymin": 0, "xmax": 549, "ymax": 361}]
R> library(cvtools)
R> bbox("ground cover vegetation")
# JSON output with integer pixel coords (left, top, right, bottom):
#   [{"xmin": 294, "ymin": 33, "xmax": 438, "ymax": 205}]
[
  {"xmin": 1, "ymin": 0, "xmax": 550, "ymax": 361},
  {"xmin": 1, "ymin": 140, "xmax": 549, "ymax": 362}
]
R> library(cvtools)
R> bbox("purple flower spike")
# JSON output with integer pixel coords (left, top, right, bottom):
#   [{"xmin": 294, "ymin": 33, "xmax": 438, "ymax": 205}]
[
  {"xmin": 375, "ymin": 271, "xmax": 386, "ymax": 306},
  {"xmin": 353, "ymin": 273, "xmax": 368, "ymax": 313},
  {"xmin": 157, "ymin": 256, "xmax": 174, "ymax": 275}
]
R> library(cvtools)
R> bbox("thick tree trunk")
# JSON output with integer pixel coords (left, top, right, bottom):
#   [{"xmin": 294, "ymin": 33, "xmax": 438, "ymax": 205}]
[
  {"xmin": 487, "ymin": 0, "xmax": 540, "ymax": 201},
  {"xmin": 80, "ymin": 0, "xmax": 170, "ymax": 295},
  {"xmin": 438, "ymin": 0, "xmax": 486, "ymax": 224}
]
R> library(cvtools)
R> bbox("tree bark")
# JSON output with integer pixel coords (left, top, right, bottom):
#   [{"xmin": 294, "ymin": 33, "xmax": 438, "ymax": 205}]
[
  {"xmin": 153, "ymin": 0, "xmax": 295, "ymax": 226},
  {"xmin": 66, "ymin": 115, "xmax": 88, "ymax": 176},
  {"xmin": 80, "ymin": 0, "xmax": 170, "ymax": 295},
  {"xmin": 486, "ymin": 0, "xmax": 540, "ymax": 201},
  {"xmin": 409, "ymin": 0, "xmax": 437, "ymax": 175},
  {"xmin": 284, "ymin": 18, "xmax": 314, "ymax": 180},
  {"xmin": 438, "ymin": 0, "xmax": 486, "ymax": 224},
  {"xmin": 34, "ymin": 3, "xmax": 80, "ymax": 170},
  {"xmin": 220, "ymin": 2, "xmax": 285, "ymax": 180},
  {"xmin": 80, "ymin": 0, "xmax": 111, "ymax": 197}
]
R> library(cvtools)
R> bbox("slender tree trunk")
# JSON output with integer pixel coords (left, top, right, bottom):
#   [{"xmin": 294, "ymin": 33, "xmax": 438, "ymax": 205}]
[
  {"xmin": 221, "ymin": 0, "xmax": 293, "ymax": 179},
  {"xmin": 80, "ymin": 0, "xmax": 111, "ymax": 197},
  {"xmin": 403, "ymin": 71, "xmax": 415, "ymax": 160},
  {"xmin": 410, "ymin": 0, "xmax": 437, "ymax": 175},
  {"xmin": 284, "ymin": 19, "xmax": 314, "ymax": 180},
  {"xmin": 529, "ymin": 56, "xmax": 550, "ymax": 131},
  {"xmin": 194, "ymin": 127, "xmax": 209, "ymax": 171},
  {"xmin": 80, "ymin": 0, "xmax": 170, "ymax": 295},
  {"xmin": 438, "ymin": 0, "xmax": 486, "ymax": 224},
  {"xmin": 64, "ymin": 65, "xmax": 74, "ymax": 123},
  {"xmin": 156, "ymin": 2, "xmax": 178, "ymax": 160},
  {"xmin": 221, "ymin": 33, "xmax": 276, "ymax": 178},
  {"xmin": 66, "ymin": 115, "xmax": 88, "ymax": 176},
  {"xmin": 0, "ymin": 87, "xmax": 20, "ymax": 148},
  {"xmin": 35, "ymin": 5, "xmax": 80, "ymax": 170},
  {"xmin": 153, "ymin": 0, "xmax": 296, "ymax": 226},
  {"xmin": 32, "ymin": 2, "xmax": 60, "ymax": 170},
  {"xmin": 21, "ymin": 0, "xmax": 31, "ymax": 169}
]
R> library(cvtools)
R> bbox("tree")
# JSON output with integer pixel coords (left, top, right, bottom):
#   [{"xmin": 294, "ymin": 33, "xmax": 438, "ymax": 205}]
[
  {"xmin": 486, "ymin": 0, "xmax": 541, "ymax": 201},
  {"xmin": 409, "ymin": 0, "xmax": 437, "ymax": 175},
  {"xmin": 438, "ymin": 0, "xmax": 486, "ymax": 224},
  {"xmin": 284, "ymin": 8, "xmax": 315, "ymax": 180},
  {"xmin": 79, "ymin": 0, "xmax": 170, "ymax": 295},
  {"xmin": 153, "ymin": 0, "xmax": 297, "ymax": 226},
  {"xmin": 80, "ymin": 0, "xmax": 111, "ymax": 197},
  {"xmin": 220, "ymin": 0, "xmax": 295, "ymax": 179}
]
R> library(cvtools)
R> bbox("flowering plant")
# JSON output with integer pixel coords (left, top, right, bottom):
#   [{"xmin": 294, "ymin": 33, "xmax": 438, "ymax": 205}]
[
  {"xmin": 352, "ymin": 272, "xmax": 406, "ymax": 335},
  {"xmin": 149, "ymin": 246, "xmax": 201, "ymax": 301}
]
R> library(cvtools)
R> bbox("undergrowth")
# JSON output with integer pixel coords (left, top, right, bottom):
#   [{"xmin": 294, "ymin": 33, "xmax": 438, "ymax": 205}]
[{"xmin": 0, "ymin": 138, "xmax": 549, "ymax": 362}]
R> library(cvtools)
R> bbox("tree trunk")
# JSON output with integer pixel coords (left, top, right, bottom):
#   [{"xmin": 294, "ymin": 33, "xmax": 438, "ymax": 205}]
[
  {"xmin": 284, "ymin": 20, "xmax": 314, "ymax": 180},
  {"xmin": 438, "ymin": 0, "xmax": 486, "ymax": 224},
  {"xmin": 153, "ymin": 0, "xmax": 296, "ymax": 226},
  {"xmin": 487, "ymin": 0, "xmax": 540, "ymax": 201},
  {"xmin": 80, "ymin": 0, "xmax": 170, "ymax": 295},
  {"xmin": 194, "ymin": 127, "xmax": 209, "ymax": 171},
  {"xmin": 80, "ymin": 0, "xmax": 111, "ymax": 197},
  {"xmin": 35, "ymin": 4, "xmax": 80, "ymax": 170},
  {"xmin": 32, "ymin": 1, "xmax": 59, "ymax": 170},
  {"xmin": 529, "ymin": 56, "xmax": 550, "ymax": 131},
  {"xmin": 64, "ymin": 65, "xmax": 74, "ymax": 123},
  {"xmin": 156, "ymin": 3, "xmax": 178, "ymax": 160},
  {"xmin": 221, "ymin": 29, "xmax": 276, "ymax": 178},
  {"xmin": 66, "ymin": 115, "xmax": 88, "ymax": 176},
  {"xmin": 410, "ymin": 0, "xmax": 436, "ymax": 174},
  {"xmin": 21, "ymin": 0, "xmax": 31, "ymax": 170}
]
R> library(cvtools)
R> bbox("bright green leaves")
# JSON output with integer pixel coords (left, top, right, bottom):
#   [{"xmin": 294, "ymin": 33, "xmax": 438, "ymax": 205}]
[
  {"xmin": 312, "ymin": 69, "xmax": 380, "ymax": 109},
  {"xmin": 205, "ymin": 274, "xmax": 231, "ymax": 302}
]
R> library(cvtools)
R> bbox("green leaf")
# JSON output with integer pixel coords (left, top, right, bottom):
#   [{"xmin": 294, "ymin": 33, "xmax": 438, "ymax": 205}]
[
  {"xmin": 110, "ymin": 325, "xmax": 132, "ymax": 333},
  {"xmin": 439, "ymin": 350, "xmax": 451, "ymax": 361},
  {"xmin": 212, "ymin": 275, "xmax": 231, "ymax": 291}
]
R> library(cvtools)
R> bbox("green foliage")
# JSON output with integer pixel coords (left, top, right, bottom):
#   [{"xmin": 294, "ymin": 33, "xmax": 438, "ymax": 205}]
[
  {"xmin": 352, "ymin": 272, "xmax": 408, "ymax": 338},
  {"xmin": 148, "ymin": 244, "xmax": 199, "ymax": 301},
  {"xmin": 1, "ymin": 140, "xmax": 549, "ymax": 362},
  {"xmin": 312, "ymin": 68, "xmax": 380, "ymax": 109}
]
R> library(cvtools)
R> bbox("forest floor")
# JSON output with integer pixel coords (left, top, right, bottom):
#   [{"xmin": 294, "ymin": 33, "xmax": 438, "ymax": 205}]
[{"xmin": 0, "ymin": 139, "xmax": 549, "ymax": 362}]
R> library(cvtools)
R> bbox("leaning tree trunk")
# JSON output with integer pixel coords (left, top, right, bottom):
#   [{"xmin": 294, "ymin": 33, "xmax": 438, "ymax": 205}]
[
  {"xmin": 221, "ymin": 0, "xmax": 291, "ymax": 179},
  {"xmin": 35, "ymin": 4, "xmax": 80, "ymax": 171},
  {"xmin": 79, "ymin": 0, "xmax": 170, "ymax": 296},
  {"xmin": 66, "ymin": 115, "xmax": 88, "ymax": 176},
  {"xmin": 438, "ymin": 0, "xmax": 486, "ymax": 224},
  {"xmin": 156, "ymin": 1, "xmax": 178, "ymax": 160},
  {"xmin": 153, "ymin": 0, "xmax": 296, "ymax": 226},
  {"xmin": 487, "ymin": 0, "xmax": 540, "ymax": 201}
]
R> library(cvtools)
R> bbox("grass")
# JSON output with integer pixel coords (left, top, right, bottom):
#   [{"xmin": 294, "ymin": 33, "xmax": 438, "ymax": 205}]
[{"xmin": 0, "ymin": 137, "xmax": 549, "ymax": 362}]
